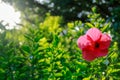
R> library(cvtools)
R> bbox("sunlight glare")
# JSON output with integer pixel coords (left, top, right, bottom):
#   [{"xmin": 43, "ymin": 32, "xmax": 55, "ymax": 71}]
[{"xmin": 0, "ymin": 1, "xmax": 21, "ymax": 29}]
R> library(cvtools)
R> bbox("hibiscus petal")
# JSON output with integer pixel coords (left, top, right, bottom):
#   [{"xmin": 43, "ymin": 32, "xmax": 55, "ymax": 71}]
[
  {"xmin": 82, "ymin": 50, "xmax": 96, "ymax": 61},
  {"xmin": 95, "ymin": 49, "xmax": 108, "ymax": 57},
  {"xmin": 86, "ymin": 28, "xmax": 102, "ymax": 41},
  {"xmin": 99, "ymin": 34, "xmax": 111, "ymax": 49},
  {"xmin": 77, "ymin": 35, "xmax": 91, "ymax": 50}
]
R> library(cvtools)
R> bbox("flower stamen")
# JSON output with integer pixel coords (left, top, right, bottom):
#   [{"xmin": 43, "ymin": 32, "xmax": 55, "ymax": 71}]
[{"xmin": 95, "ymin": 42, "xmax": 99, "ymax": 48}]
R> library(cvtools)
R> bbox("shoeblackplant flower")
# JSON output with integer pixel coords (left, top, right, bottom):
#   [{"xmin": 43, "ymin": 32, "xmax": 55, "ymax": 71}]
[{"xmin": 77, "ymin": 28, "xmax": 111, "ymax": 61}]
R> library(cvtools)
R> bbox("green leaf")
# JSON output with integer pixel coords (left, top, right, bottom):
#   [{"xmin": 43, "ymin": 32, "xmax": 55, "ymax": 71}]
[
  {"xmin": 54, "ymin": 73, "xmax": 63, "ymax": 77},
  {"xmin": 52, "ymin": 34, "xmax": 59, "ymax": 47},
  {"xmin": 85, "ymin": 23, "xmax": 94, "ymax": 28},
  {"xmin": 92, "ymin": 7, "xmax": 97, "ymax": 13},
  {"xmin": 22, "ymin": 45, "xmax": 30, "ymax": 53},
  {"xmin": 101, "ymin": 23, "xmax": 111, "ymax": 32}
]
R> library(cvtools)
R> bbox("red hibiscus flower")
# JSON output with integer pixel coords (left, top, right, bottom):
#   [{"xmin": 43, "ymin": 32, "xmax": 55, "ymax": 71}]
[{"xmin": 77, "ymin": 28, "xmax": 111, "ymax": 61}]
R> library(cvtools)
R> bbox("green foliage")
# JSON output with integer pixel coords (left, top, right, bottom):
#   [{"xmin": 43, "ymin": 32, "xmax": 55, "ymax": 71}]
[{"xmin": 1, "ymin": 1, "xmax": 120, "ymax": 79}]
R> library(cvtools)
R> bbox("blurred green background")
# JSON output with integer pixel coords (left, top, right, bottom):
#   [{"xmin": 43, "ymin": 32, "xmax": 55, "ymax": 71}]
[{"xmin": 0, "ymin": 0, "xmax": 120, "ymax": 80}]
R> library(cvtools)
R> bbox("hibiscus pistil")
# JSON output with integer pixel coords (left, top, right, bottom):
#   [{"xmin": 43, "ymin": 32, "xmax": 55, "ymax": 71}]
[{"xmin": 95, "ymin": 42, "xmax": 99, "ymax": 48}]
